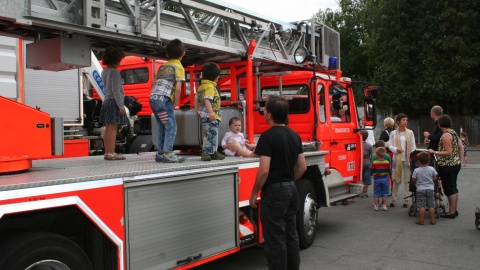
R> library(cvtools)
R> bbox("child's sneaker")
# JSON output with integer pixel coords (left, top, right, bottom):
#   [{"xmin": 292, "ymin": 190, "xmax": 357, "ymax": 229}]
[
  {"xmin": 210, "ymin": 151, "xmax": 225, "ymax": 160},
  {"xmin": 155, "ymin": 153, "xmax": 164, "ymax": 162},
  {"xmin": 161, "ymin": 153, "xmax": 186, "ymax": 163},
  {"xmin": 381, "ymin": 204, "xmax": 388, "ymax": 211},
  {"xmin": 201, "ymin": 152, "xmax": 212, "ymax": 161},
  {"xmin": 374, "ymin": 205, "xmax": 379, "ymax": 211}
]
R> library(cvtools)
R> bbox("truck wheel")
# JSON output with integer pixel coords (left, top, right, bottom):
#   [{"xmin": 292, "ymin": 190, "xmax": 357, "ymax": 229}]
[
  {"xmin": 296, "ymin": 179, "xmax": 318, "ymax": 249},
  {"xmin": 0, "ymin": 232, "xmax": 92, "ymax": 270}
]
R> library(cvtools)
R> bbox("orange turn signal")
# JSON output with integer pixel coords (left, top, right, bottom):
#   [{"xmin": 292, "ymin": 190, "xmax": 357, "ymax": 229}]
[{"xmin": 239, "ymin": 213, "xmax": 249, "ymax": 224}]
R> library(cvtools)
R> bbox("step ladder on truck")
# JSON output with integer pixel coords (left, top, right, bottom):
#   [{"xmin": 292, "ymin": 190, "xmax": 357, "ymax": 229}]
[{"xmin": 0, "ymin": 1, "xmax": 378, "ymax": 269}]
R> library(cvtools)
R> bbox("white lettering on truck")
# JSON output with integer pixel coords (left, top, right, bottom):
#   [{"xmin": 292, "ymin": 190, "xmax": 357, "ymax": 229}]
[{"xmin": 334, "ymin": 128, "xmax": 350, "ymax": 133}]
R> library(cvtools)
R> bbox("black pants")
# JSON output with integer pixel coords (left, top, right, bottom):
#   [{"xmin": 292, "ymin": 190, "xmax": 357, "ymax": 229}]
[
  {"xmin": 260, "ymin": 182, "xmax": 300, "ymax": 270},
  {"xmin": 438, "ymin": 164, "xmax": 461, "ymax": 197}
]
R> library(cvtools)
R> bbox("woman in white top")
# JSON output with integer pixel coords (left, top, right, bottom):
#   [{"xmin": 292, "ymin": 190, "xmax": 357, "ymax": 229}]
[{"xmin": 388, "ymin": 113, "xmax": 416, "ymax": 208}]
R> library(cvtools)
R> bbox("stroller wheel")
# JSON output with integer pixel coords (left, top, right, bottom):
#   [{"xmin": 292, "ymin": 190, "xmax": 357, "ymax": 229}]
[
  {"xmin": 408, "ymin": 207, "xmax": 413, "ymax": 216},
  {"xmin": 476, "ymin": 207, "xmax": 480, "ymax": 230},
  {"xmin": 413, "ymin": 205, "xmax": 418, "ymax": 217}
]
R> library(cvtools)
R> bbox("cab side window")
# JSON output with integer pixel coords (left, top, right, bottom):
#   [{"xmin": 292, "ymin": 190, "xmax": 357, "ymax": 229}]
[
  {"xmin": 318, "ymin": 85, "xmax": 326, "ymax": 123},
  {"xmin": 330, "ymin": 85, "xmax": 349, "ymax": 122}
]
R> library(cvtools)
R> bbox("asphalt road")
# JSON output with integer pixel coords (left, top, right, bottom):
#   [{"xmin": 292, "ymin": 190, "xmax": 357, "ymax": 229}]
[{"xmin": 195, "ymin": 150, "xmax": 480, "ymax": 270}]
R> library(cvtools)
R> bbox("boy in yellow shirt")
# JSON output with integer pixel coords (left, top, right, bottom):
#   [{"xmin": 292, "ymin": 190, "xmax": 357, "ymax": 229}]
[{"xmin": 195, "ymin": 62, "xmax": 225, "ymax": 161}]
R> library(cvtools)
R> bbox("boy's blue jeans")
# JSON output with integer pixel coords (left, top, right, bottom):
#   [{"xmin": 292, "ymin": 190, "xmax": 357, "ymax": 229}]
[
  {"xmin": 150, "ymin": 95, "xmax": 176, "ymax": 153},
  {"xmin": 201, "ymin": 118, "xmax": 219, "ymax": 154}
]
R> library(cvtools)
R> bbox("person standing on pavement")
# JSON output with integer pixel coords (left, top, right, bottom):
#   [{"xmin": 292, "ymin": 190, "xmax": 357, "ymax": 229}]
[
  {"xmin": 423, "ymin": 105, "xmax": 443, "ymax": 152},
  {"xmin": 379, "ymin": 117, "xmax": 394, "ymax": 194},
  {"xmin": 362, "ymin": 116, "xmax": 375, "ymax": 146},
  {"xmin": 248, "ymin": 95, "xmax": 307, "ymax": 270},
  {"xmin": 371, "ymin": 147, "xmax": 391, "ymax": 211},
  {"xmin": 360, "ymin": 130, "xmax": 374, "ymax": 198},
  {"xmin": 388, "ymin": 113, "xmax": 416, "ymax": 208},
  {"xmin": 411, "ymin": 151, "xmax": 438, "ymax": 225},
  {"xmin": 428, "ymin": 114, "xmax": 464, "ymax": 219},
  {"xmin": 460, "ymin": 131, "xmax": 469, "ymax": 166}
]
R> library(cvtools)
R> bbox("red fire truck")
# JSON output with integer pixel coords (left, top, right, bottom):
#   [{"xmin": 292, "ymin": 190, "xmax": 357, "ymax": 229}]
[{"xmin": 0, "ymin": 0, "xmax": 377, "ymax": 269}]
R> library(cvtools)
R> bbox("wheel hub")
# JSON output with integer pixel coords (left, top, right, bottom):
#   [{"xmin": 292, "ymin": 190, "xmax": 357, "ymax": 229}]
[
  {"xmin": 26, "ymin": 260, "xmax": 70, "ymax": 270},
  {"xmin": 302, "ymin": 193, "xmax": 318, "ymax": 236}
]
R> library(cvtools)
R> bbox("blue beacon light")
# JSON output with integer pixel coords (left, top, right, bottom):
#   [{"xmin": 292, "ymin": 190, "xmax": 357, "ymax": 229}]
[{"xmin": 328, "ymin": 57, "xmax": 338, "ymax": 70}]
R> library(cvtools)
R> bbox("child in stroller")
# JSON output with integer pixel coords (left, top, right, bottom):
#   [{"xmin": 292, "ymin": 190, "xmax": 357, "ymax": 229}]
[{"xmin": 406, "ymin": 150, "xmax": 446, "ymax": 221}]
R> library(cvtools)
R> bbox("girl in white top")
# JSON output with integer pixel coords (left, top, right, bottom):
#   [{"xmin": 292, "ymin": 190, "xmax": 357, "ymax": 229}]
[
  {"xmin": 222, "ymin": 117, "xmax": 255, "ymax": 156},
  {"xmin": 388, "ymin": 113, "xmax": 416, "ymax": 208}
]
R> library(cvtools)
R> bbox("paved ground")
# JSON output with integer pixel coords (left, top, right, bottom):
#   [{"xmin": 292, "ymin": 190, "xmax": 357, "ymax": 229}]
[{"xmin": 195, "ymin": 149, "xmax": 480, "ymax": 270}]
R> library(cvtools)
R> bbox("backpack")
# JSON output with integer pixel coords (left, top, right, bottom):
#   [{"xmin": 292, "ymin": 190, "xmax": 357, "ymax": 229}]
[{"xmin": 124, "ymin": 96, "xmax": 142, "ymax": 116}]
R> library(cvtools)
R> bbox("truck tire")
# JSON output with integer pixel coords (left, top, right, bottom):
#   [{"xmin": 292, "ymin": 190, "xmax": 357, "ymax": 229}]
[
  {"xmin": 296, "ymin": 179, "xmax": 318, "ymax": 249},
  {"xmin": 0, "ymin": 231, "xmax": 93, "ymax": 270}
]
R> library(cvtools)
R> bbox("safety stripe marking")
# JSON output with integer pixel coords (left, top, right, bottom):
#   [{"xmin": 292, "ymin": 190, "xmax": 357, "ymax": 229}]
[
  {"xmin": 239, "ymin": 224, "xmax": 254, "ymax": 237},
  {"xmin": 0, "ymin": 196, "xmax": 125, "ymax": 270}
]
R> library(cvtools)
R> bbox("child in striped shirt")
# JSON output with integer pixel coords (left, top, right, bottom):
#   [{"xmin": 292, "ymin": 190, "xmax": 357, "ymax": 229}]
[{"xmin": 371, "ymin": 147, "xmax": 391, "ymax": 211}]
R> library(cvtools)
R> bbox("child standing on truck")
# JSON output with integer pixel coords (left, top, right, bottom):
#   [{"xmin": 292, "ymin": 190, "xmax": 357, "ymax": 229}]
[
  {"xmin": 360, "ymin": 130, "xmax": 374, "ymax": 198},
  {"xmin": 371, "ymin": 147, "xmax": 391, "ymax": 211},
  {"xmin": 195, "ymin": 62, "xmax": 225, "ymax": 161},
  {"xmin": 100, "ymin": 46, "xmax": 128, "ymax": 161},
  {"xmin": 221, "ymin": 117, "xmax": 255, "ymax": 156},
  {"xmin": 411, "ymin": 151, "xmax": 438, "ymax": 225},
  {"xmin": 149, "ymin": 39, "xmax": 186, "ymax": 163}
]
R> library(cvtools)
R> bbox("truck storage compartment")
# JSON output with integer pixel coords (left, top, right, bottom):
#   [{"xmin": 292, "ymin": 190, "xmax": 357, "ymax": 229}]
[
  {"xmin": 124, "ymin": 166, "xmax": 238, "ymax": 269},
  {"xmin": 152, "ymin": 107, "xmax": 242, "ymax": 148}
]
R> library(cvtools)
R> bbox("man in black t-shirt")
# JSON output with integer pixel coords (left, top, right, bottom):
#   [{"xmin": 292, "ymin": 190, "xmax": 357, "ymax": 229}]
[{"xmin": 249, "ymin": 95, "xmax": 307, "ymax": 270}]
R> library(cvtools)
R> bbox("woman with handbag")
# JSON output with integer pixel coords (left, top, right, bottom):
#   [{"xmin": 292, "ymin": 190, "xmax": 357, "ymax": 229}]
[{"xmin": 428, "ymin": 114, "xmax": 464, "ymax": 219}]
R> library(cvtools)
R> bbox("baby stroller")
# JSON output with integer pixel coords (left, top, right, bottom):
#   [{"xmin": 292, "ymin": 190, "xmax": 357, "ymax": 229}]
[{"xmin": 406, "ymin": 150, "xmax": 446, "ymax": 218}]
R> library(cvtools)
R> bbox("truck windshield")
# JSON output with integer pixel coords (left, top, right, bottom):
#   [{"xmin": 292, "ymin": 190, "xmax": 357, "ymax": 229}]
[{"xmin": 261, "ymin": 85, "xmax": 309, "ymax": 114}]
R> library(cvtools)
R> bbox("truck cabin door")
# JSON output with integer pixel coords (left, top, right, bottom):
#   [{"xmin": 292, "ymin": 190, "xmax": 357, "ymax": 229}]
[{"xmin": 318, "ymin": 82, "xmax": 358, "ymax": 183}]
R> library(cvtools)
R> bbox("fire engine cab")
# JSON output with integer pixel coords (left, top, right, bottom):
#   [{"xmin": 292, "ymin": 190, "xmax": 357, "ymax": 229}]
[{"xmin": 0, "ymin": 0, "xmax": 377, "ymax": 269}]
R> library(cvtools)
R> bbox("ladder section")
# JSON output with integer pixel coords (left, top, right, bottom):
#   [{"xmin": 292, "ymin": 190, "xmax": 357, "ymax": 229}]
[{"xmin": 0, "ymin": 0, "xmax": 339, "ymax": 69}]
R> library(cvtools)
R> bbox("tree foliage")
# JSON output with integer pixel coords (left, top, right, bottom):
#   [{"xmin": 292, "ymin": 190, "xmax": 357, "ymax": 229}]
[{"xmin": 315, "ymin": 0, "xmax": 480, "ymax": 116}]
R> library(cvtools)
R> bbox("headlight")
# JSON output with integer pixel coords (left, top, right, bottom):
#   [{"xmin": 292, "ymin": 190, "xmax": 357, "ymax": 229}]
[{"xmin": 294, "ymin": 46, "xmax": 309, "ymax": 64}]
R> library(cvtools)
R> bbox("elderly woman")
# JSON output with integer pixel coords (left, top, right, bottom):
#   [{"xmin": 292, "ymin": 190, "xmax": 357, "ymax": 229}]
[
  {"xmin": 388, "ymin": 113, "xmax": 416, "ymax": 208},
  {"xmin": 379, "ymin": 117, "xmax": 394, "ymax": 194},
  {"xmin": 428, "ymin": 114, "xmax": 464, "ymax": 219},
  {"xmin": 379, "ymin": 117, "xmax": 394, "ymax": 144}
]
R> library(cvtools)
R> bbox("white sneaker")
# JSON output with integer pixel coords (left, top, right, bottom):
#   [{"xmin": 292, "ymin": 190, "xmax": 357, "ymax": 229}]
[
  {"xmin": 374, "ymin": 205, "xmax": 379, "ymax": 211},
  {"xmin": 381, "ymin": 204, "xmax": 388, "ymax": 211}
]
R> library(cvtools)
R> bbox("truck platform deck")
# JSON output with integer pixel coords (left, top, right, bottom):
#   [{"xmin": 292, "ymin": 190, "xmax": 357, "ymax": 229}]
[{"xmin": 0, "ymin": 151, "xmax": 326, "ymax": 192}]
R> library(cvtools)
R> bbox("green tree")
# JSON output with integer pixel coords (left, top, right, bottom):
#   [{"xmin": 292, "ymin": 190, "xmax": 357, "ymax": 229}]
[
  {"xmin": 316, "ymin": 0, "xmax": 480, "ymax": 116},
  {"xmin": 315, "ymin": 0, "xmax": 373, "ymax": 106}
]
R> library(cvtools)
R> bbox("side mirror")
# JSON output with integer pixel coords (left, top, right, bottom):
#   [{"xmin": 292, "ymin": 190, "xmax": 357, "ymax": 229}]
[
  {"xmin": 364, "ymin": 86, "xmax": 379, "ymax": 98},
  {"xmin": 364, "ymin": 98, "xmax": 376, "ymax": 127}
]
